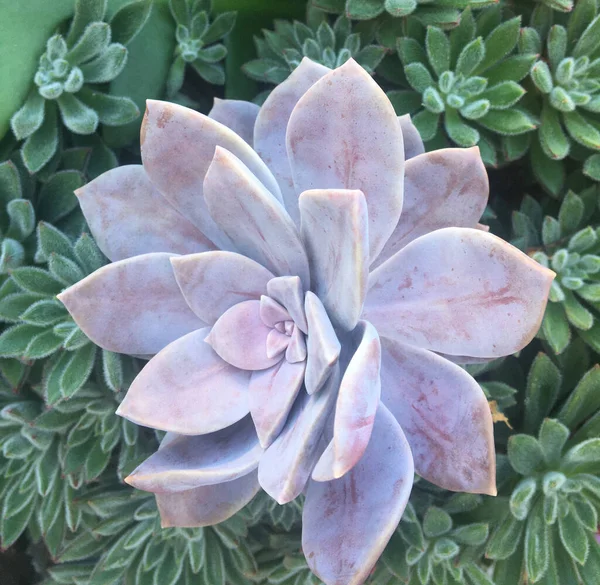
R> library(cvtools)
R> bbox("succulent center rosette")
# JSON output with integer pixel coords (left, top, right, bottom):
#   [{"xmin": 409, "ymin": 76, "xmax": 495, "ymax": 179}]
[{"xmin": 58, "ymin": 58, "xmax": 554, "ymax": 585}]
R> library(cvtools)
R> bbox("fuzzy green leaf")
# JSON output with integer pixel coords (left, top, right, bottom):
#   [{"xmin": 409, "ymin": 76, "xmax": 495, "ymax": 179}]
[
  {"xmin": 425, "ymin": 26, "xmax": 449, "ymax": 76},
  {"xmin": 456, "ymin": 37, "xmax": 485, "ymax": 77},
  {"xmin": 110, "ymin": 0, "xmax": 152, "ymax": 46},
  {"xmin": 477, "ymin": 17, "xmax": 521, "ymax": 74},
  {"xmin": 524, "ymin": 353, "xmax": 561, "ymax": 434},
  {"xmin": 478, "ymin": 109, "xmax": 537, "ymax": 136},
  {"xmin": 558, "ymin": 508, "xmax": 589, "ymax": 565},
  {"xmin": 573, "ymin": 15, "xmax": 600, "ymax": 59},
  {"xmin": 67, "ymin": 0, "xmax": 107, "ymax": 45},
  {"xmin": 445, "ymin": 108, "xmax": 479, "ymax": 147},
  {"xmin": 57, "ymin": 94, "xmax": 99, "ymax": 135},
  {"xmin": 509, "ymin": 434, "xmax": 544, "ymax": 476},
  {"xmin": 346, "ymin": 0, "xmax": 385, "ymax": 20},
  {"xmin": 78, "ymin": 88, "xmax": 139, "ymax": 126},
  {"xmin": 79, "ymin": 43, "xmax": 128, "ymax": 83},
  {"xmin": 525, "ymin": 500, "xmax": 550, "ymax": 582},
  {"xmin": 67, "ymin": 22, "xmax": 111, "ymax": 65},
  {"xmin": 11, "ymin": 89, "xmax": 45, "ymax": 140},
  {"xmin": 539, "ymin": 419, "xmax": 570, "ymax": 465},
  {"xmin": 21, "ymin": 102, "xmax": 59, "ymax": 173}
]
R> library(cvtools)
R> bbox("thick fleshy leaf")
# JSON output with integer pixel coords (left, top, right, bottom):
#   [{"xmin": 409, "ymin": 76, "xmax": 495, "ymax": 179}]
[
  {"xmin": 313, "ymin": 321, "xmax": 381, "ymax": 481},
  {"xmin": 266, "ymin": 329, "xmax": 289, "ymax": 359},
  {"xmin": 374, "ymin": 148, "xmax": 488, "ymax": 267},
  {"xmin": 304, "ymin": 292, "xmax": 341, "ymax": 394},
  {"xmin": 125, "ymin": 416, "xmax": 261, "ymax": 492},
  {"xmin": 204, "ymin": 147, "xmax": 310, "ymax": 286},
  {"xmin": 363, "ymin": 228, "xmax": 554, "ymax": 358},
  {"xmin": 302, "ymin": 404, "xmax": 414, "ymax": 585},
  {"xmin": 156, "ymin": 470, "xmax": 260, "ymax": 528},
  {"xmin": 267, "ymin": 276, "xmax": 308, "ymax": 333},
  {"xmin": 254, "ymin": 58, "xmax": 330, "ymax": 225},
  {"xmin": 116, "ymin": 328, "xmax": 250, "ymax": 434},
  {"xmin": 171, "ymin": 252, "xmax": 274, "ymax": 324},
  {"xmin": 208, "ymin": 98, "xmax": 260, "ymax": 146},
  {"xmin": 300, "ymin": 189, "xmax": 369, "ymax": 331},
  {"xmin": 258, "ymin": 364, "xmax": 339, "ymax": 504},
  {"xmin": 206, "ymin": 300, "xmax": 281, "ymax": 370},
  {"xmin": 141, "ymin": 100, "xmax": 281, "ymax": 249},
  {"xmin": 76, "ymin": 165, "xmax": 216, "ymax": 261},
  {"xmin": 380, "ymin": 339, "xmax": 496, "ymax": 495},
  {"xmin": 58, "ymin": 253, "xmax": 204, "ymax": 355},
  {"xmin": 399, "ymin": 114, "xmax": 425, "ymax": 160},
  {"xmin": 287, "ymin": 59, "xmax": 404, "ymax": 262},
  {"xmin": 286, "ymin": 325, "xmax": 307, "ymax": 363},
  {"xmin": 260, "ymin": 295, "xmax": 290, "ymax": 327},
  {"xmin": 250, "ymin": 360, "xmax": 306, "ymax": 448}
]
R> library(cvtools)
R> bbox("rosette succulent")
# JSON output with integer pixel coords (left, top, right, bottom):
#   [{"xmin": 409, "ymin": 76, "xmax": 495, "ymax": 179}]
[{"xmin": 58, "ymin": 58, "xmax": 554, "ymax": 585}]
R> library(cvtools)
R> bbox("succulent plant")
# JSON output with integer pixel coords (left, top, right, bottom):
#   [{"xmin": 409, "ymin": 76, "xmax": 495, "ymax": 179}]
[
  {"xmin": 166, "ymin": 0, "xmax": 236, "ymax": 96},
  {"xmin": 510, "ymin": 185, "xmax": 600, "ymax": 355},
  {"xmin": 58, "ymin": 58, "xmax": 554, "ymax": 585},
  {"xmin": 390, "ymin": 8, "xmax": 538, "ymax": 165},
  {"xmin": 243, "ymin": 14, "xmax": 386, "ymax": 86},
  {"xmin": 311, "ymin": 0, "xmax": 498, "ymax": 29},
  {"xmin": 9, "ymin": 0, "xmax": 151, "ymax": 173},
  {"xmin": 526, "ymin": 1, "xmax": 600, "ymax": 189}
]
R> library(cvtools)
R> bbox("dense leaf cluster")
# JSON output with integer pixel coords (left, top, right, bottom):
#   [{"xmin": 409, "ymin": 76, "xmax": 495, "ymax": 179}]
[{"xmin": 1, "ymin": 1, "xmax": 600, "ymax": 585}]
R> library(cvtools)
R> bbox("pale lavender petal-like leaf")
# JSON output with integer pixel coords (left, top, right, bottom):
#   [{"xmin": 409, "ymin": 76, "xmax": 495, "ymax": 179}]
[
  {"xmin": 302, "ymin": 404, "xmax": 414, "ymax": 585},
  {"xmin": 250, "ymin": 360, "xmax": 306, "ymax": 448},
  {"xmin": 141, "ymin": 100, "xmax": 281, "ymax": 248},
  {"xmin": 286, "ymin": 325, "xmax": 306, "ymax": 363},
  {"xmin": 398, "ymin": 114, "xmax": 425, "ymax": 160},
  {"xmin": 258, "ymin": 364, "xmax": 340, "ymax": 504},
  {"xmin": 287, "ymin": 59, "xmax": 404, "ymax": 262},
  {"xmin": 208, "ymin": 98, "xmax": 260, "ymax": 146},
  {"xmin": 156, "ymin": 470, "xmax": 260, "ymax": 528},
  {"xmin": 125, "ymin": 416, "xmax": 262, "ymax": 493},
  {"xmin": 76, "ymin": 165, "xmax": 216, "ymax": 262},
  {"xmin": 266, "ymin": 329, "xmax": 289, "ymax": 359},
  {"xmin": 299, "ymin": 189, "xmax": 369, "ymax": 331},
  {"xmin": 58, "ymin": 253, "xmax": 204, "ymax": 355},
  {"xmin": 374, "ymin": 147, "xmax": 488, "ymax": 267},
  {"xmin": 206, "ymin": 300, "xmax": 281, "ymax": 370},
  {"xmin": 204, "ymin": 147, "xmax": 310, "ymax": 286},
  {"xmin": 380, "ymin": 338, "xmax": 496, "ymax": 495},
  {"xmin": 304, "ymin": 292, "xmax": 341, "ymax": 394},
  {"xmin": 363, "ymin": 228, "xmax": 555, "ymax": 358},
  {"xmin": 254, "ymin": 58, "xmax": 330, "ymax": 225},
  {"xmin": 312, "ymin": 321, "xmax": 381, "ymax": 481},
  {"xmin": 267, "ymin": 276, "xmax": 308, "ymax": 333},
  {"xmin": 116, "ymin": 328, "xmax": 250, "ymax": 434},
  {"xmin": 171, "ymin": 252, "xmax": 274, "ymax": 325},
  {"xmin": 260, "ymin": 295, "xmax": 290, "ymax": 327}
]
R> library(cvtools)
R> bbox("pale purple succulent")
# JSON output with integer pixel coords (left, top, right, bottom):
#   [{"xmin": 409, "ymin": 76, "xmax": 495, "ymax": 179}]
[{"xmin": 59, "ymin": 59, "xmax": 554, "ymax": 585}]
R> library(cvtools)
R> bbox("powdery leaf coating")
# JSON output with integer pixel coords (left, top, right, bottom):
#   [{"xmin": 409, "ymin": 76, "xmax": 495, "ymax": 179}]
[
  {"xmin": 380, "ymin": 339, "xmax": 496, "ymax": 495},
  {"xmin": 171, "ymin": 252, "xmax": 274, "ymax": 325},
  {"xmin": 125, "ymin": 416, "xmax": 262, "ymax": 493},
  {"xmin": 260, "ymin": 295, "xmax": 290, "ymax": 328},
  {"xmin": 204, "ymin": 147, "xmax": 310, "ymax": 286},
  {"xmin": 141, "ymin": 100, "xmax": 281, "ymax": 249},
  {"xmin": 58, "ymin": 253, "xmax": 205, "ymax": 355},
  {"xmin": 249, "ymin": 360, "xmax": 306, "ymax": 448},
  {"xmin": 76, "ymin": 165, "xmax": 216, "ymax": 261},
  {"xmin": 313, "ymin": 321, "xmax": 381, "ymax": 481},
  {"xmin": 208, "ymin": 98, "xmax": 260, "ymax": 146},
  {"xmin": 156, "ymin": 470, "xmax": 260, "ymax": 528},
  {"xmin": 299, "ymin": 189, "xmax": 369, "ymax": 331},
  {"xmin": 258, "ymin": 364, "xmax": 339, "ymax": 504},
  {"xmin": 304, "ymin": 292, "xmax": 341, "ymax": 395},
  {"xmin": 254, "ymin": 58, "xmax": 330, "ymax": 226},
  {"xmin": 116, "ymin": 328, "xmax": 250, "ymax": 434},
  {"xmin": 287, "ymin": 59, "xmax": 404, "ymax": 262},
  {"xmin": 206, "ymin": 300, "xmax": 282, "ymax": 370},
  {"xmin": 398, "ymin": 115, "xmax": 425, "ymax": 160},
  {"xmin": 267, "ymin": 275, "xmax": 308, "ymax": 333},
  {"xmin": 302, "ymin": 404, "xmax": 414, "ymax": 585},
  {"xmin": 374, "ymin": 147, "xmax": 489, "ymax": 268},
  {"xmin": 364, "ymin": 228, "xmax": 555, "ymax": 358}
]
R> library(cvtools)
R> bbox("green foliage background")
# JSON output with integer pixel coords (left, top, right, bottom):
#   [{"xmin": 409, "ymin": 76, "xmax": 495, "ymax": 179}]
[{"xmin": 1, "ymin": 1, "xmax": 600, "ymax": 584}]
